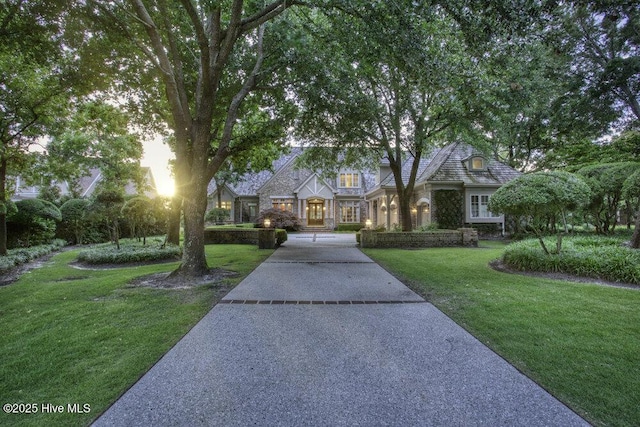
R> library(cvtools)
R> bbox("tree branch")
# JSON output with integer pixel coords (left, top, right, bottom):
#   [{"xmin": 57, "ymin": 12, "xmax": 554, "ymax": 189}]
[
  {"xmin": 128, "ymin": 0, "xmax": 192, "ymax": 139},
  {"xmin": 207, "ymin": 25, "xmax": 267, "ymax": 181}
]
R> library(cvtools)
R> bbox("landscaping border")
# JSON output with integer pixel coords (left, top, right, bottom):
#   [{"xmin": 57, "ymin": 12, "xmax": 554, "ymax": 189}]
[{"xmin": 359, "ymin": 228, "xmax": 478, "ymax": 248}]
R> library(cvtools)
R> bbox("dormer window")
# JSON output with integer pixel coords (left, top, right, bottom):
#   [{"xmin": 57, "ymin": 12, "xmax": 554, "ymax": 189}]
[
  {"xmin": 470, "ymin": 157, "xmax": 486, "ymax": 171},
  {"xmin": 339, "ymin": 172, "xmax": 360, "ymax": 188}
]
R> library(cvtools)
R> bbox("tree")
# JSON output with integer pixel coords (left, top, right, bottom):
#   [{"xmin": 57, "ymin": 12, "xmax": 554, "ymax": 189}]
[
  {"xmin": 577, "ymin": 162, "xmax": 640, "ymax": 234},
  {"xmin": 43, "ymin": 101, "xmax": 144, "ymax": 195},
  {"xmin": 90, "ymin": 189, "xmax": 125, "ymax": 249},
  {"xmin": 488, "ymin": 171, "xmax": 591, "ymax": 255},
  {"xmin": 559, "ymin": 3, "xmax": 640, "ymax": 130},
  {"xmin": 622, "ymin": 170, "xmax": 640, "ymax": 249},
  {"xmin": 121, "ymin": 196, "xmax": 156, "ymax": 245},
  {"xmin": 292, "ymin": 2, "xmax": 557, "ymax": 231},
  {"xmin": 85, "ymin": 1, "xmax": 301, "ymax": 277},
  {"xmin": 0, "ymin": 1, "xmax": 110, "ymax": 254},
  {"xmin": 541, "ymin": 130, "xmax": 640, "ymax": 171},
  {"xmin": 474, "ymin": 33, "xmax": 607, "ymax": 171},
  {"xmin": 60, "ymin": 198, "xmax": 90, "ymax": 245},
  {"xmin": 292, "ymin": 5, "xmax": 483, "ymax": 231}
]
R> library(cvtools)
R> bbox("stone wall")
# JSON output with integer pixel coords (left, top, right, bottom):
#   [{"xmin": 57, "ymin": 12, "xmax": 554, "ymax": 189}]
[
  {"xmin": 360, "ymin": 228, "xmax": 478, "ymax": 248},
  {"xmin": 204, "ymin": 229, "xmax": 260, "ymax": 245}
]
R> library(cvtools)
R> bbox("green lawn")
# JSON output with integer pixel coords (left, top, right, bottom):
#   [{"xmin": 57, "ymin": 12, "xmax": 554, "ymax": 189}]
[
  {"xmin": 363, "ymin": 242, "xmax": 640, "ymax": 427},
  {"xmin": 0, "ymin": 244, "xmax": 273, "ymax": 427}
]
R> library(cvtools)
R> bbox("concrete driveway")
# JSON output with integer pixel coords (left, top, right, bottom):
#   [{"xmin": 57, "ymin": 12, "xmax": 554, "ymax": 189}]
[{"xmin": 93, "ymin": 233, "xmax": 588, "ymax": 426}]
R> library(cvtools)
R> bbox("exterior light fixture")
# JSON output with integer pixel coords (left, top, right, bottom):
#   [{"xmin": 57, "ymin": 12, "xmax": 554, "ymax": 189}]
[
  {"xmin": 264, "ymin": 218, "xmax": 271, "ymax": 228},
  {"xmin": 365, "ymin": 219, "xmax": 372, "ymax": 229}
]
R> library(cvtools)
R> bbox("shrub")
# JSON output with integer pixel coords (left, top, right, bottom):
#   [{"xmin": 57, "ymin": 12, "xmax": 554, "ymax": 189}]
[
  {"xmin": 337, "ymin": 223, "xmax": 363, "ymax": 232},
  {"xmin": 276, "ymin": 229, "xmax": 288, "ymax": 246},
  {"xmin": 8, "ymin": 199, "xmax": 62, "ymax": 247},
  {"xmin": 0, "ymin": 240, "xmax": 66, "ymax": 275},
  {"xmin": 255, "ymin": 208, "xmax": 302, "ymax": 231},
  {"xmin": 434, "ymin": 190, "xmax": 464, "ymax": 229},
  {"xmin": 502, "ymin": 236, "xmax": 640, "ymax": 284},
  {"xmin": 415, "ymin": 222, "xmax": 440, "ymax": 232},
  {"xmin": 77, "ymin": 240, "xmax": 182, "ymax": 264},
  {"xmin": 205, "ymin": 207, "xmax": 231, "ymax": 224}
]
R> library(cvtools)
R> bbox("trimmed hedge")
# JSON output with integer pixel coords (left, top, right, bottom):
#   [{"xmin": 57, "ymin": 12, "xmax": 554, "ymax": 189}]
[
  {"xmin": 336, "ymin": 224, "xmax": 364, "ymax": 232},
  {"xmin": 0, "ymin": 240, "xmax": 66, "ymax": 275},
  {"xmin": 502, "ymin": 236, "xmax": 640, "ymax": 285},
  {"xmin": 204, "ymin": 227, "xmax": 287, "ymax": 246},
  {"xmin": 77, "ymin": 241, "xmax": 182, "ymax": 265}
]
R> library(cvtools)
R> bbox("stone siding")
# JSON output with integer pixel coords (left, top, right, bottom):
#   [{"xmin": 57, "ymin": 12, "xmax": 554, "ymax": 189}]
[{"xmin": 360, "ymin": 228, "xmax": 478, "ymax": 248}]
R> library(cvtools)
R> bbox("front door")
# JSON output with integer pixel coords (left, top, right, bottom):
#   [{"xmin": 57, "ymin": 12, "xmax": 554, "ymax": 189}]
[{"xmin": 308, "ymin": 200, "xmax": 324, "ymax": 226}]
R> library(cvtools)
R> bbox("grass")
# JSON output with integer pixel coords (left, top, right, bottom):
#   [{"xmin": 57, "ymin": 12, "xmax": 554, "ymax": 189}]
[
  {"xmin": 363, "ymin": 242, "xmax": 640, "ymax": 427},
  {"xmin": 0, "ymin": 244, "xmax": 273, "ymax": 427}
]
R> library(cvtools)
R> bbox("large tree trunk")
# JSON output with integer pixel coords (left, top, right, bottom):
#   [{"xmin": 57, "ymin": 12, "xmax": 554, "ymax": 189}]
[
  {"xmin": 171, "ymin": 176, "xmax": 210, "ymax": 277},
  {"xmin": 166, "ymin": 196, "xmax": 181, "ymax": 246},
  {"xmin": 1, "ymin": 158, "xmax": 8, "ymax": 256},
  {"xmin": 631, "ymin": 207, "xmax": 640, "ymax": 249},
  {"xmin": 397, "ymin": 192, "xmax": 413, "ymax": 231}
]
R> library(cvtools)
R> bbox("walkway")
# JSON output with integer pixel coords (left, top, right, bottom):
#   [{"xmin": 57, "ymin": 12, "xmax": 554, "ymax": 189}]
[{"xmin": 93, "ymin": 233, "xmax": 588, "ymax": 426}]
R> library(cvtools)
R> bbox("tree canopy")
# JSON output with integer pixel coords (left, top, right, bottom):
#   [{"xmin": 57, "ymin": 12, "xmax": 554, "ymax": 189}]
[{"xmin": 488, "ymin": 171, "xmax": 591, "ymax": 254}]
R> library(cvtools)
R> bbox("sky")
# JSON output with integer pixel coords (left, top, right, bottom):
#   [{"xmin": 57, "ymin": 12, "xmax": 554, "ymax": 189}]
[{"xmin": 141, "ymin": 137, "xmax": 175, "ymax": 196}]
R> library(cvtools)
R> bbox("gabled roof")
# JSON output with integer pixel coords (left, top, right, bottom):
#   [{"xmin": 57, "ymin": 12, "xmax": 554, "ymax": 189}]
[
  {"xmin": 379, "ymin": 154, "xmax": 435, "ymax": 187},
  {"xmin": 294, "ymin": 172, "xmax": 336, "ymax": 195},
  {"xmin": 208, "ymin": 148, "xmax": 303, "ymax": 197},
  {"xmin": 417, "ymin": 141, "xmax": 521, "ymax": 186}
]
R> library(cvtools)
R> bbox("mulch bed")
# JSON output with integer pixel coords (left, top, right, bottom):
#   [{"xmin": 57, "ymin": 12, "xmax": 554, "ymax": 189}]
[{"xmin": 489, "ymin": 259, "xmax": 639, "ymax": 290}]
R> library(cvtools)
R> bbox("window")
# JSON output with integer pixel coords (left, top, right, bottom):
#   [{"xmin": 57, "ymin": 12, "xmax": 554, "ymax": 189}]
[
  {"xmin": 217, "ymin": 201, "xmax": 232, "ymax": 210},
  {"xmin": 339, "ymin": 173, "xmax": 360, "ymax": 188},
  {"xmin": 272, "ymin": 199, "xmax": 294, "ymax": 212},
  {"xmin": 340, "ymin": 201, "xmax": 360, "ymax": 223},
  {"xmin": 470, "ymin": 194, "xmax": 499, "ymax": 219},
  {"xmin": 470, "ymin": 157, "xmax": 485, "ymax": 170}
]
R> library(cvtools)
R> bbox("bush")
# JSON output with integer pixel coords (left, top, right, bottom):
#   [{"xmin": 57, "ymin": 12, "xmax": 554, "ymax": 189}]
[
  {"xmin": 8, "ymin": 199, "xmax": 62, "ymax": 247},
  {"xmin": 502, "ymin": 236, "xmax": 640, "ymax": 284},
  {"xmin": 415, "ymin": 222, "xmax": 440, "ymax": 232},
  {"xmin": 255, "ymin": 208, "xmax": 302, "ymax": 231},
  {"xmin": 77, "ymin": 239, "xmax": 182, "ymax": 264},
  {"xmin": 276, "ymin": 229, "xmax": 288, "ymax": 246},
  {"xmin": 0, "ymin": 240, "xmax": 66, "ymax": 275},
  {"xmin": 336, "ymin": 224, "xmax": 363, "ymax": 232},
  {"xmin": 205, "ymin": 208, "xmax": 231, "ymax": 224}
]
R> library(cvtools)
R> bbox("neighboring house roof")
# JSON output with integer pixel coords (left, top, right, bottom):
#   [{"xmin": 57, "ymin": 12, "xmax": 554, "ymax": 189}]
[{"xmin": 11, "ymin": 167, "xmax": 157, "ymax": 201}]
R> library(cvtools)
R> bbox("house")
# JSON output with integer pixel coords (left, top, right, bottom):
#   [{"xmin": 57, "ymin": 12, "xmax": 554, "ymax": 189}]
[
  {"xmin": 365, "ymin": 141, "xmax": 521, "ymax": 232},
  {"xmin": 208, "ymin": 148, "xmax": 376, "ymax": 229},
  {"xmin": 208, "ymin": 142, "xmax": 521, "ymax": 231},
  {"xmin": 11, "ymin": 167, "xmax": 158, "ymax": 201}
]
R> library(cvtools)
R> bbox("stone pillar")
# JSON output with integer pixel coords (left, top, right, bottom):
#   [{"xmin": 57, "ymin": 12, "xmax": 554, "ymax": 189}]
[
  {"xmin": 258, "ymin": 229, "xmax": 276, "ymax": 249},
  {"xmin": 458, "ymin": 228, "xmax": 478, "ymax": 247},
  {"xmin": 385, "ymin": 194, "xmax": 391, "ymax": 230}
]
